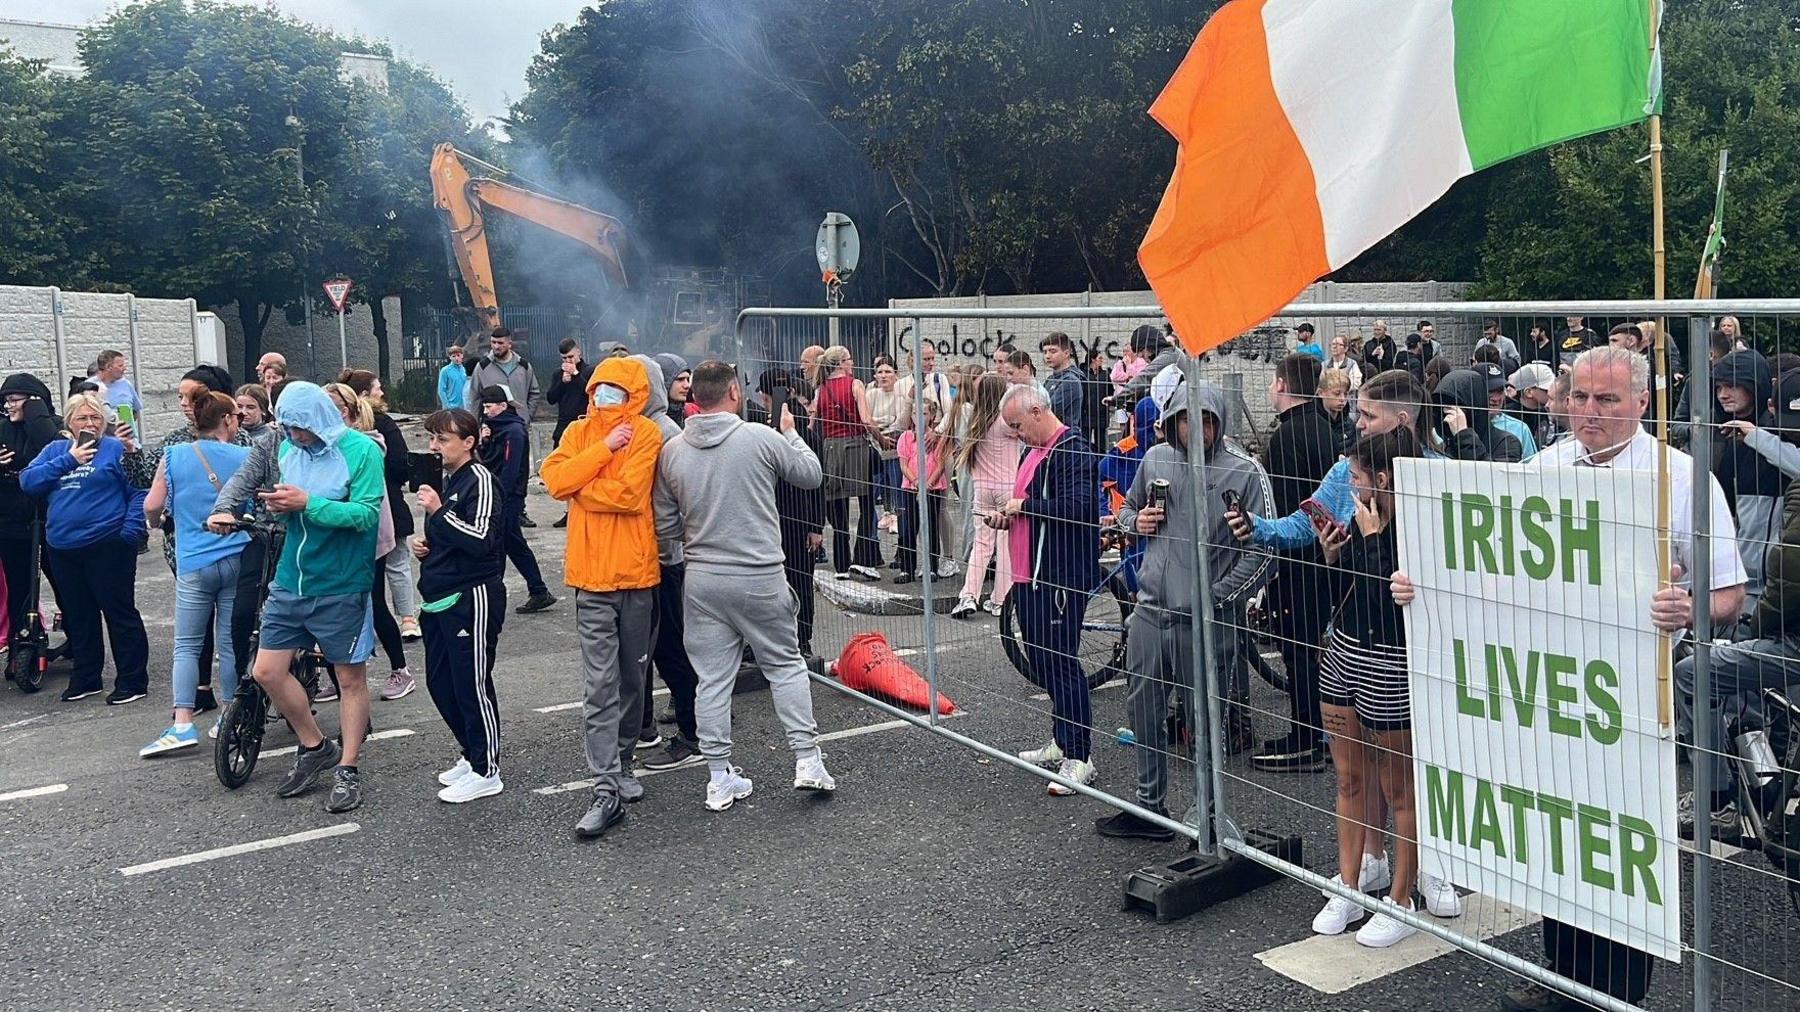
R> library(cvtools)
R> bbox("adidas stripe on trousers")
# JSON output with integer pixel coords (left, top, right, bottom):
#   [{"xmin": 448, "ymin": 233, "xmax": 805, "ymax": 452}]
[{"xmin": 423, "ymin": 579, "xmax": 506, "ymax": 777}]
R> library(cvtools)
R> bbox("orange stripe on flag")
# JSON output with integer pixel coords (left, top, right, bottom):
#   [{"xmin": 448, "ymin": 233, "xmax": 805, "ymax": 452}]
[{"xmin": 1138, "ymin": 0, "xmax": 1329, "ymax": 358}]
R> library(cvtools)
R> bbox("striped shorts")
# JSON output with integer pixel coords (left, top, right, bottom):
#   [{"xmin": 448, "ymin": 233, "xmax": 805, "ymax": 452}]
[{"xmin": 1318, "ymin": 626, "xmax": 1411, "ymax": 732}]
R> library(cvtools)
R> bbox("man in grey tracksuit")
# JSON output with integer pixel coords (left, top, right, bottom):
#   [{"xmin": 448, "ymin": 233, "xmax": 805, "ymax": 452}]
[
  {"xmin": 653, "ymin": 361, "xmax": 836, "ymax": 811},
  {"xmin": 1098, "ymin": 377, "xmax": 1274, "ymax": 840}
]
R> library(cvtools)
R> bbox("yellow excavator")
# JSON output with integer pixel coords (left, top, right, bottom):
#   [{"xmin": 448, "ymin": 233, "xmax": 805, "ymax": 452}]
[{"xmin": 429, "ymin": 142, "xmax": 630, "ymax": 332}]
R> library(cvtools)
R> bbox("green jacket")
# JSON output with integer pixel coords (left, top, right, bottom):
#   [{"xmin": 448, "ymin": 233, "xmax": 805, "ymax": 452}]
[
  {"xmin": 273, "ymin": 427, "xmax": 385, "ymax": 599},
  {"xmin": 1748, "ymin": 481, "xmax": 1800, "ymax": 639}
]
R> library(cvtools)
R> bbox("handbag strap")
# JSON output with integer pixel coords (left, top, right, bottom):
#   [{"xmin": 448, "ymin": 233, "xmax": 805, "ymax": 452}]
[{"xmin": 189, "ymin": 441, "xmax": 224, "ymax": 492}]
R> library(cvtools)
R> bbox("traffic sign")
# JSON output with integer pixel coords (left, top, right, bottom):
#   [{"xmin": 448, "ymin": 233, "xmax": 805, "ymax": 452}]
[
  {"xmin": 815, "ymin": 213, "xmax": 859, "ymax": 281},
  {"xmin": 322, "ymin": 278, "xmax": 354, "ymax": 313}
]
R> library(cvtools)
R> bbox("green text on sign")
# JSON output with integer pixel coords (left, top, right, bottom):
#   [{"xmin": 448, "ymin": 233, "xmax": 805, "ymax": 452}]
[
  {"xmin": 1453, "ymin": 638, "xmax": 1622, "ymax": 745},
  {"xmin": 1440, "ymin": 493, "xmax": 1602, "ymax": 585},
  {"xmin": 1424, "ymin": 765, "xmax": 1661, "ymax": 905}
]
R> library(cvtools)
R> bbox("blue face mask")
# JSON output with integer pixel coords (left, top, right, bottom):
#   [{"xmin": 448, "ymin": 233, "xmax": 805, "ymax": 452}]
[{"xmin": 593, "ymin": 385, "xmax": 628, "ymax": 408}]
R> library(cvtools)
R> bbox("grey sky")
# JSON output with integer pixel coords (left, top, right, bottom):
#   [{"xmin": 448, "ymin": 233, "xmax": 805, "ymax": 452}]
[{"xmin": 0, "ymin": 0, "xmax": 592, "ymax": 125}]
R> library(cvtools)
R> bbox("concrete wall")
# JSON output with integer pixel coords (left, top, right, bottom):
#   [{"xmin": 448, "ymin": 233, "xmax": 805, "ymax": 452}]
[
  {"xmin": 213, "ymin": 295, "xmax": 404, "ymax": 385},
  {"xmin": 0, "ymin": 284, "xmax": 202, "ymax": 439}
]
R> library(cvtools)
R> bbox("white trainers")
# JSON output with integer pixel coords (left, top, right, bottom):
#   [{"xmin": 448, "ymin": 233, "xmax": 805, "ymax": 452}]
[
  {"xmin": 1320, "ymin": 852, "xmax": 1391, "ymax": 898},
  {"xmin": 1046, "ymin": 757, "xmax": 1095, "ymax": 796},
  {"xmin": 438, "ymin": 770, "xmax": 503, "ymax": 804},
  {"xmin": 1019, "ymin": 740, "xmax": 1064, "ymax": 766},
  {"xmin": 1311, "ymin": 883, "xmax": 1368, "ymax": 935},
  {"xmin": 1418, "ymin": 870, "xmax": 1463, "ymax": 917},
  {"xmin": 794, "ymin": 752, "xmax": 836, "ymax": 792},
  {"xmin": 981, "ymin": 598, "xmax": 1003, "ymax": 616},
  {"xmin": 1354, "ymin": 897, "xmax": 1419, "ymax": 948},
  {"xmin": 705, "ymin": 767, "xmax": 754, "ymax": 811},
  {"xmin": 438, "ymin": 757, "xmax": 473, "ymax": 787},
  {"xmin": 935, "ymin": 561, "xmax": 960, "ymax": 578},
  {"xmin": 950, "ymin": 596, "xmax": 978, "ymax": 618}
]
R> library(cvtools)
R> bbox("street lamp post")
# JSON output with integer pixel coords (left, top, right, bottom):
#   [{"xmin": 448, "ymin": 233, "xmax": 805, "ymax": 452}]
[{"xmin": 287, "ymin": 113, "xmax": 316, "ymax": 372}]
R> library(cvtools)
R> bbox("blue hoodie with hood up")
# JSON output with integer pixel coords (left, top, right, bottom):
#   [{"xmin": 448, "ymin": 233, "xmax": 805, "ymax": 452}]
[{"xmin": 271, "ymin": 382, "xmax": 385, "ymax": 597}]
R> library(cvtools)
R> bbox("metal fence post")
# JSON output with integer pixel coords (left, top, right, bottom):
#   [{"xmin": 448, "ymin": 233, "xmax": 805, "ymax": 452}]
[
  {"xmin": 49, "ymin": 288, "xmax": 67, "ymax": 399},
  {"xmin": 911, "ymin": 316, "xmax": 940, "ymax": 725},
  {"xmin": 1184, "ymin": 354, "xmax": 1224, "ymax": 854},
  {"xmin": 1687, "ymin": 317, "xmax": 1715, "ymax": 1012}
]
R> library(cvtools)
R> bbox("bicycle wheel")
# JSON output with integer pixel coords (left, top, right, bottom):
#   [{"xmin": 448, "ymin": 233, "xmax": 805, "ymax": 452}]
[
  {"xmin": 214, "ymin": 687, "xmax": 268, "ymax": 789},
  {"xmin": 999, "ymin": 572, "xmax": 1134, "ymax": 691}
]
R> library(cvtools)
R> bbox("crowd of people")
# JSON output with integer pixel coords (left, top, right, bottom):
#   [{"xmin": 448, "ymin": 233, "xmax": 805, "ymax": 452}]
[{"xmin": 0, "ymin": 314, "xmax": 1787, "ymax": 1012}]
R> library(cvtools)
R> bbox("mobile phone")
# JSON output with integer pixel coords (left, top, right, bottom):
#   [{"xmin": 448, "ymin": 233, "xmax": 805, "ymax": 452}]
[
  {"xmin": 1301, "ymin": 498, "xmax": 1346, "ymax": 540},
  {"xmin": 1221, "ymin": 488, "xmax": 1244, "ymax": 516},
  {"xmin": 768, "ymin": 385, "xmax": 790, "ymax": 427},
  {"xmin": 75, "ymin": 430, "xmax": 98, "ymax": 450},
  {"xmin": 255, "ymin": 484, "xmax": 276, "ymax": 498},
  {"xmin": 115, "ymin": 404, "xmax": 135, "ymax": 428}
]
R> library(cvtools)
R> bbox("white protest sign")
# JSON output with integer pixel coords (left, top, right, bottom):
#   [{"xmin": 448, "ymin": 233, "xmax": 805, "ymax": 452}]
[{"xmin": 1396, "ymin": 458, "xmax": 1678, "ymax": 962}]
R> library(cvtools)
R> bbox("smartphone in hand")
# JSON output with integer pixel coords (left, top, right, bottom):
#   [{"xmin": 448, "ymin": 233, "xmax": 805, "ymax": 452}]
[{"xmin": 75, "ymin": 431, "xmax": 98, "ymax": 450}]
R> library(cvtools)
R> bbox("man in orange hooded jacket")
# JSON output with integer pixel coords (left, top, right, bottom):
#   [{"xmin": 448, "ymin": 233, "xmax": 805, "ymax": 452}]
[{"xmin": 541, "ymin": 356, "xmax": 663, "ymax": 839}]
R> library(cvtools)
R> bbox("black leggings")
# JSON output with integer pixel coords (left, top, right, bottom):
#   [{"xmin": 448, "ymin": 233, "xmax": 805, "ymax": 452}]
[
  {"xmin": 370, "ymin": 554, "xmax": 408, "ymax": 671},
  {"xmin": 0, "ymin": 535, "xmax": 61, "ymax": 644}
]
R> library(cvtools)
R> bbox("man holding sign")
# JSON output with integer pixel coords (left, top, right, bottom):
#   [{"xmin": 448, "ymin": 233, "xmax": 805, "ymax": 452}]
[{"xmin": 1393, "ymin": 346, "xmax": 1745, "ymax": 1011}]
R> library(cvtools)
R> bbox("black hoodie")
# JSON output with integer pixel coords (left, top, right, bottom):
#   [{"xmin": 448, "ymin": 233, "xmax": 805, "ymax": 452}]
[
  {"xmin": 0, "ymin": 374, "xmax": 62, "ymax": 539},
  {"xmin": 1711, "ymin": 349, "xmax": 1785, "ymax": 513},
  {"xmin": 478, "ymin": 408, "xmax": 531, "ymax": 501},
  {"xmin": 1434, "ymin": 369, "xmax": 1522, "ymax": 463}
]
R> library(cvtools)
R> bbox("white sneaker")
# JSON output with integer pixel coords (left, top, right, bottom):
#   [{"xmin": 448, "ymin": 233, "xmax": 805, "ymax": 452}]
[
  {"xmin": 1312, "ymin": 883, "xmax": 1367, "ymax": 935},
  {"xmin": 935, "ymin": 561, "xmax": 959, "ymax": 578},
  {"xmin": 950, "ymin": 596, "xmax": 978, "ymax": 618},
  {"xmin": 849, "ymin": 564, "xmax": 882, "ymax": 581},
  {"xmin": 208, "ymin": 718, "xmax": 223, "ymax": 741},
  {"xmin": 1046, "ymin": 757, "xmax": 1095, "ymax": 796},
  {"xmin": 438, "ymin": 770, "xmax": 503, "ymax": 804},
  {"xmin": 438, "ymin": 757, "xmax": 473, "ymax": 787},
  {"xmin": 1320, "ymin": 852, "xmax": 1391, "ymax": 898},
  {"xmin": 1417, "ymin": 871, "xmax": 1463, "ymax": 918},
  {"xmin": 982, "ymin": 598, "xmax": 1003, "ymax": 616},
  {"xmin": 1355, "ymin": 897, "xmax": 1419, "ymax": 948},
  {"xmin": 705, "ymin": 767, "xmax": 754, "ymax": 811},
  {"xmin": 794, "ymin": 752, "xmax": 836, "ymax": 791},
  {"xmin": 1018, "ymin": 740, "xmax": 1064, "ymax": 766}
]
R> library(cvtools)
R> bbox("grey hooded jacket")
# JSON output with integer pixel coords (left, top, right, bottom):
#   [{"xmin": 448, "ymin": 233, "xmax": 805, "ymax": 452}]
[
  {"xmin": 1116, "ymin": 381, "xmax": 1275, "ymax": 623},
  {"xmin": 634, "ymin": 354, "xmax": 685, "ymax": 566},
  {"xmin": 653, "ymin": 409, "xmax": 822, "ymax": 574}
]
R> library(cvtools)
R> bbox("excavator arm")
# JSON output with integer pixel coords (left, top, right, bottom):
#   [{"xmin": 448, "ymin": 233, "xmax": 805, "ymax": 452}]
[{"xmin": 430, "ymin": 142, "xmax": 629, "ymax": 331}]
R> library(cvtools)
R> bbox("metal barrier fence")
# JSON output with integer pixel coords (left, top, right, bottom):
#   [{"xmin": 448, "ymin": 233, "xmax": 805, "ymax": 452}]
[{"xmin": 734, "ymin": 299, "xmax": 1800, "ymax": 1012}]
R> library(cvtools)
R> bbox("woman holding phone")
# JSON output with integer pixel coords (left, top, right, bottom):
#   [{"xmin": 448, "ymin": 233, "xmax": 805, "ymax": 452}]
[{"xmin": 20, "ymin": 392, "xmax": 150, "ymax": 704}]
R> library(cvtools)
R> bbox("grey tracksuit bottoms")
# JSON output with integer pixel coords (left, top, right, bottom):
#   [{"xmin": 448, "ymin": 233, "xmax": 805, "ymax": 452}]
[
  {"xmin": 684, "ymin": 565, "xmax": 820, "ymax": 763},
  {"xmin": 577, "ymin": 587, "xmax": 656, "ymax": 798},
  {"xmin": 1124, "ymin": 604, "xmax": 1242, "ymax": 817}
]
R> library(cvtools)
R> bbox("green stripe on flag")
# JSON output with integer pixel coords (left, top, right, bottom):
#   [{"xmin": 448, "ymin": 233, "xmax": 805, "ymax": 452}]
[{"xmin": 1451, "ymin": 0, "xmax": 1656, "ymax": 170}]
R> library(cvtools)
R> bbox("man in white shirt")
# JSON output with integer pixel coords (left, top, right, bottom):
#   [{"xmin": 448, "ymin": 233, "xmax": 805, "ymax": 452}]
[
  {"xmin": 1400, "ymin": 345, "xmax": 1744, "ymax": 1012},
  {"xmin": 894, "ymin": 342, "xmax": 952, "ymax": 430}
]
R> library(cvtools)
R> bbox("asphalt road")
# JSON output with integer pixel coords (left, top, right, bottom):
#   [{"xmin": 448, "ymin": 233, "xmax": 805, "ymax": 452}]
[{"xmin": 0, "ymin": 482, "xmax": 1794, "ymax": 1011}]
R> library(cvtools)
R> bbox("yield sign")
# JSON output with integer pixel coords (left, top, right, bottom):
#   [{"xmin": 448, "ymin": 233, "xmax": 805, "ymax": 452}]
[{"xmin": 322, "ymin": 278, "xmax": 354, "ymax": 313}]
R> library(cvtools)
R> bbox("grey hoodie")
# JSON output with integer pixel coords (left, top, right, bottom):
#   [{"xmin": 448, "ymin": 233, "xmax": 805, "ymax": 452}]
[
  {"xmin": 1116, "ymin": 382, "xmax": 1274, "ymax": 622},
  {"xmin": 653, "ymin": 409, "xmax": 822, "ymax": 574},
  {"xmin": 634, "ymin": 355, "xmax": 686, "ymax": 566}
]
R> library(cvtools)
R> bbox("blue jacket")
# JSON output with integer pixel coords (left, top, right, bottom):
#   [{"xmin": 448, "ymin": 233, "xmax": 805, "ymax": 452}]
[
  {"xmin": 1019, "ymin": 427, "xmax": 1102, "ymax": 592},
  {"xmin": 20, "ymin": 436, "xmax": 147, "ymax": 550},
  {"xmin": 479, "ymin": 408, "xmax": 530, "ymax": 500},
  {"xmin": 438, "ymin": 362, "xmax": 468, "ymax": 411}
]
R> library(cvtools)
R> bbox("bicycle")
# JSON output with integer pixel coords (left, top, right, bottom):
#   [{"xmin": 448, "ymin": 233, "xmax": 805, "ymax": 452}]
[
  {"xmin": 212, "ymin": 517, "xmax": 334, "ymax": 790},
  {"xmin": 1717, "ymin": 689, "xmax": 1800, "ymax": 914}
]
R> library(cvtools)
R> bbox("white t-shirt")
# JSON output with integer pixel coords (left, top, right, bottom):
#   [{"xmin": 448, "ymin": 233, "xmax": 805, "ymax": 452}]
[{"xmin": 1532, "ymin": 428, "xmax": 1747, "ymax": 593}]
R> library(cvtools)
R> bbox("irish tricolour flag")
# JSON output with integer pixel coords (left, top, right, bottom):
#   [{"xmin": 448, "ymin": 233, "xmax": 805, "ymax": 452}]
[{"xmin": 1140, "ymin": 0, "xmax": 1660, "ymax": 356}]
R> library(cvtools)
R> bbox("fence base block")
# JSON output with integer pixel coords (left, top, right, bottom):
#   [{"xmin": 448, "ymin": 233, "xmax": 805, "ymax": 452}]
[{"xmin": 1122, "ymin": 830, "xmax": 1301, "ymax": 924}]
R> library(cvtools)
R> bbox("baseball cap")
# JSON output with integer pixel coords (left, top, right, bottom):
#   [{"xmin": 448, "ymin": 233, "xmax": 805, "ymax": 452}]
[
  {"xmin": 1510, "ymin": 362, "xmax": 1555, "ymax": 392},
  {"xmin": 1775, "ymin": 371, "xmax": 1800, "ymax": 435},
  {"xmin": 1478, "ymin": 361, "xmax": 1507, "ymax": 392}
]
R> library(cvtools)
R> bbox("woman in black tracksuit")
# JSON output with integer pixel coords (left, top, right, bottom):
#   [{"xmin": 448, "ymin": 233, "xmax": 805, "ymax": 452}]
[{"xmin": 412, "ymin": 409, "xmax": 507, "ymax": 803}]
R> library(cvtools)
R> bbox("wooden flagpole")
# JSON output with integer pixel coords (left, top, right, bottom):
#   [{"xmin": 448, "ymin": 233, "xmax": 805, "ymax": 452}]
[{"xmin": 1649, "ymin": 0, "xmax": 1673, "ymax": 729}]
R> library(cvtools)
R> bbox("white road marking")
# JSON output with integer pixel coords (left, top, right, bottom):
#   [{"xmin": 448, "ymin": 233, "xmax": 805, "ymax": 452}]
[
  {"xmin": 819, "ymin": 719, "xmax": 910, "ymax": 741},
  {"xmin": 533, "ymin": 687, "xmax": 668, "ymax": 714},
  {"xmin": 262, "ymin": 728, "xmax": 414, "ymax": 759},
  {"xmin": 0, "ymin": 783, "xmax": 68, "ymax": 802},
  {"xmin": 118, "ymin": 823, "xmax": 360, "ymax": 877},
  {"xmin": 1254, "ymin": 894, "xmax": 1539, "ymax": 994},
  {"xmin": 1030, "ymin": 680, "xmax": 1126, "ymax": 702},
  {"xmin": 1, "ymin": 715, "xmax": 48, "ymax": 730}
]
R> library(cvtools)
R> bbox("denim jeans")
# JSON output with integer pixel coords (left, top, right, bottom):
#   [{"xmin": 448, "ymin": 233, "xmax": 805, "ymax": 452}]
[
  {"xmin": 173, "ymin": 553, "xmax": 241, "ymax": 710},
  {"xmin": 1675, "ymin": 635, "xmax": 1800, "ymax": 788}
]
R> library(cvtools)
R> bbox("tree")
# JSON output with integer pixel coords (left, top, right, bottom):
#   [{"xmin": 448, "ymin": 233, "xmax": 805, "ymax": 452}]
[{"xmin": 0, "ymin": 48, "xmax": 91, "ymax": 287}]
